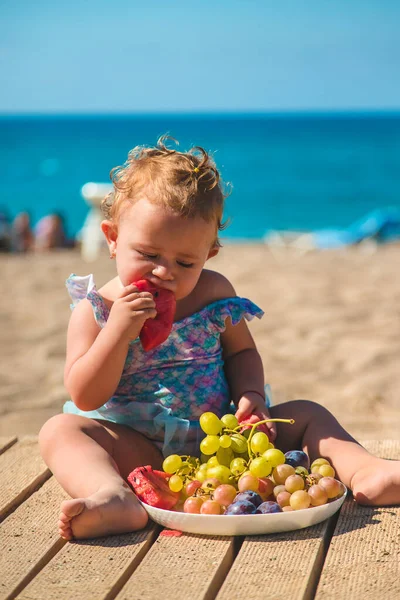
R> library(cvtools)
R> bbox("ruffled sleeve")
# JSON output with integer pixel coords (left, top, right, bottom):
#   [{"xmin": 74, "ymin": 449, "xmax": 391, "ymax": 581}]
[
  {"xmin": 206, "ymin": 297, "xmax": 264, "ymax": 333},
  {"xmin": 65, "ymin": 273, "xmax": 109, "ymax": 327}
]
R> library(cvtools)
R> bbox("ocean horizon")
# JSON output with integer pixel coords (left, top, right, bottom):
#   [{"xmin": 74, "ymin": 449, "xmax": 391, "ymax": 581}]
[{"xmin": 1, "ymin": 111, "xmax": 400, "ymax": 240}]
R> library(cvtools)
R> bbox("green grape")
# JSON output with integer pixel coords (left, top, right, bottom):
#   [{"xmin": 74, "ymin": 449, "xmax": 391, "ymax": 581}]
[
  {"xmin": 220, "ymin": 414, "xmax": 239, "ymax": 430},
  {"xmin": 262, "ymin": 448, "xmax": 286, "ymax": 468},
  {"xmin": 195, "ymin": 471, "xmax": 207, "ymax": 483},
  {"xmin": 290, "ymin": 490, "xmax": 310, "ymax": 510},
  {"xmin": 250, "ymin": 432, "xmax": 270, "ymax": 454},
  {"xmin": 230, "ymin": 433, "xmax": 248, "ymax": 454},
  {"xmin": 310, "ymin": 457, "xmax": 330, "ymax": 470},
  {"xmin": 230, "ymin": 457, "xmax": 247, "ymax": 476},
  {"xmin": 216, "ymin": 446, "xmax": 234, "ymax": 467},
  {"xmin": 162, "ymin": 454, "xmax": 182, "ymax": 474},
  {"xmin": 195, "ymin": 464, "xmax": 209, "ymax": 483},
  {"xmin": 219, "ymin": 434, "xmax": 232, "ymax": 448},
  {"xmin": 200, "ymin": 435, "xmax": 220, "ymax": 455},
  {"xmin": 272, "ymin": 463, "xmax": 295, "ymax": 485},
  {"xmin": 295, "ymin": 466, "xmax": 309, "ymax": 478},
  {"xmin": 199, "ymin": 412, "xmax": 223, "ymax": 435},
  {"xmin": 241, "ymin": 428, "xmax": 252, "ymax": 439},
  {"xmin": 207, "ymin": 456, "xmax": 220, "ymax": 467},
  {"xmin": 318, "ymin": 464, "xmax": 336, "ymax": 478},
  {"xmin": 169, "ymin": 474, "xmax": 183, "ymax": 492},
  {"xmin": 207, "ymin": 464, "xmax": 231, "ymax": 485},
  {"xmin": 285, "ymin": 474, "xmax": 305, "ymax": 493},
  {"xmin": 249, "ymin": 456, "xmax": 272, "ymax": 478},
  {"xmin": 267, "ymin": 442, "xmax": 275, "ymax": 449}
]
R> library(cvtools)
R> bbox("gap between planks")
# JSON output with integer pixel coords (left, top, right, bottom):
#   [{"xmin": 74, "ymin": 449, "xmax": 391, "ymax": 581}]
[{"xmin": 0, "ymin": 437, "xmax": 51, "ymax": 523}]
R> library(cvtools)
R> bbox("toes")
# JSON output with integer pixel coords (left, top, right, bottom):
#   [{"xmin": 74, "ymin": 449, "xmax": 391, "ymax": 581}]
[
  {"xmin": 58, "ymin": 521, "xmax": 73, "ymax": 540},
  {"xmin": 60, "ymin": 499, "xmax": 85, "ymax": 519},
  {"xmin": 59, "ymin": 512, "xmax": 70, "ymax": 524},
  {"xmin": 59, "ymin": 527, "xmax": 73, "ymax": 541}
]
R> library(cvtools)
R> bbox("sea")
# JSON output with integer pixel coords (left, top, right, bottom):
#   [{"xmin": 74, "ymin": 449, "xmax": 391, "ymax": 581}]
[{"xmin": 1, "ymin": 112, "xmax": 400, "ymax": 241}]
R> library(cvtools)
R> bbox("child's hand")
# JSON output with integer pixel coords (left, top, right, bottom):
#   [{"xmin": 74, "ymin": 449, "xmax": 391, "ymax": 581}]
[
  {"xmin": 107, "ymin": 284, "xmax": 157, "ymax": 342},
  {"xmin": 235, "ymin": 392, "xmax": 277, "ymax": 442}
]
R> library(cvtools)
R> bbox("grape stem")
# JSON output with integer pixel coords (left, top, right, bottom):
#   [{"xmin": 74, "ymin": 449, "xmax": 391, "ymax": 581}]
[{"xmin": 245, "ymin": 418, "xmax": 295, "ymax": 460}]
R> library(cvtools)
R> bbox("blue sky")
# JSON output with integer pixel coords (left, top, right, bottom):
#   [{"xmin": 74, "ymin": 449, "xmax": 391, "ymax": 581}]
[{"xmin": 1, "ymin": 0, "xmax": 399, "ymax": 113}]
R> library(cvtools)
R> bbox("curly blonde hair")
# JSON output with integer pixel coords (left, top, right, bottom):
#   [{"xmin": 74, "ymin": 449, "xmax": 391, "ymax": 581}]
[{"xmin": 101, "ymin": 135, "xmax": 229, "ymax": 246}]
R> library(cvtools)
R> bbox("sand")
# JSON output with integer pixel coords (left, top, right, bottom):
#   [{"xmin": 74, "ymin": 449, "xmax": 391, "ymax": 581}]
[{"xmin": 1, "ymin": 243, "xmax": 399, "ymax": 441}]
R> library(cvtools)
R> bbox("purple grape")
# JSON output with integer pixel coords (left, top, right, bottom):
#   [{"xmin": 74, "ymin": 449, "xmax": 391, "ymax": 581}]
[
  {"xmin": 284, "ymin": 450, "xmax": 310, "ymax": 470},
  {"xmin": 234, "ymin": 491, "xmax": 263, "ymax": 508},
  {"xmin": 224, "ymin": 500, "xmax": 257, "ymax": 515},
  {"xmin": 256, "ymin": 501, "xmax": 283, "ymax": 514}
]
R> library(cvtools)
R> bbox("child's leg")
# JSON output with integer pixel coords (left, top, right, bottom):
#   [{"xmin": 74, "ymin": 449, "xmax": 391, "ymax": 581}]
[
  {"xmin": 269, "ymin": 400, "xmax": 400, "ymax": 506},
  {"xmin": 39, "ymin": 413, "xmax": 163, "ymax": 540}
]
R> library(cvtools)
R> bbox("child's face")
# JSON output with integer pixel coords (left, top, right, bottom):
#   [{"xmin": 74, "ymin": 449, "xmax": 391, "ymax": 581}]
[{"xmin": 102, "ymin": 197, "xmax": 219, "ymax": 300}]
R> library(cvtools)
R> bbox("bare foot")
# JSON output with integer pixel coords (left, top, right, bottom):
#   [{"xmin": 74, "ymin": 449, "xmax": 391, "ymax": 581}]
[
  {"xmin": 351, "ymin": 458, "xmax": 400, "ymax": 506},
  {"xmin": 58, "ymin": 482, "xmax": 148, "ymax": 540}
]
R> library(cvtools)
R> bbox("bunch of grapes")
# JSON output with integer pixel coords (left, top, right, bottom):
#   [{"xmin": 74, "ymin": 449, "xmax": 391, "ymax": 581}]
[{"xmin": 161, "ymin": 411, "xmax": 345, "ymax": 515}]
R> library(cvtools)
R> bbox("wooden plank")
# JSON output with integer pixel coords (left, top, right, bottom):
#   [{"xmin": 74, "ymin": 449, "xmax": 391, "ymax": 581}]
[
  {"xmin": 16, "ymin": 525, "xmax": 159, "ymax": 600},
  {"xmin": 0, "ymin": 437, "xmax": 51, "ymax": 522},
  {"xmin": 216, "ymin": 520, "xmax": 334, "ymax": 600},
  {"xmin": 315, "ymin": 439, "xmax": 400, "ymax": 599},
  {"xmin": 117, "ymin": 533, "xmax": 236, "ymax": 600},
  {"xmin": 0, "ymin": 477, "xmax": 68, "ymax": 600},
  {"xmin": 0, "ymin": 436, "xmax": 18, "ymax": 455},
  {"xmin": 315, "ymin": 501, "xmax": 400, "ymax": 599}
]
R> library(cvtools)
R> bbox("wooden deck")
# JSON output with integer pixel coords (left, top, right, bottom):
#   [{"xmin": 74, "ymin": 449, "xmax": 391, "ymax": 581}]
[{"xmin": 1, "ymin": 438, "xmax": 399, "ymax": 600}]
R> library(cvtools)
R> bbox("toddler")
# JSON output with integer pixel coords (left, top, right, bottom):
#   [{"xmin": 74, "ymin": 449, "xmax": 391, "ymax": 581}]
[{"xmin": 39, "ymin": 136, "xmax": 400, "ymax": 540}]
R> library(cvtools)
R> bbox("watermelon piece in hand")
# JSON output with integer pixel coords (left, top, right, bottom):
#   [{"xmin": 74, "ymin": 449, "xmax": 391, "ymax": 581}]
[
  {"xmin": 134, "ymin": 279, "xmax": 176, "ymax": 352},
  {"xmin": 128, "ymin": 465, "xmax": 180, "ymax": 509}
]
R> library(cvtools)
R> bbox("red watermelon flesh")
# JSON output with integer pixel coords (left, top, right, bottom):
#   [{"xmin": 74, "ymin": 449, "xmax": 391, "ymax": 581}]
[
  {"xmin": 128, "ymin": 465, "xmax": 180, "ymax": 509},
  {"xmin": 134, "ymin": 279, "xmax": 176, "ymax": 351}
]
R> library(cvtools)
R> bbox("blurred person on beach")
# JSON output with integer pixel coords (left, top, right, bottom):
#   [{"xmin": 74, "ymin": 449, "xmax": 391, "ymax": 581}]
[
  {"xmin": 38, "ymin": 136, "xmax": 400, "ymax": 540},
  {"xmin": 0, "ymin": 210, "xmax": 11, "ymax": 252},
  {"xmin": 11, "ymin": 212, "xmax": 34, "ymax": 253},
  {"xmin": 34, "ymin": 212, "xmax": 74, "ymax": 251}
]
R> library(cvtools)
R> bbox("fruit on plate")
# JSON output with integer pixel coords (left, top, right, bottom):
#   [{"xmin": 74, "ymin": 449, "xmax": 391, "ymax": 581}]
[
  {"xmin": 128, "ymin": 465, "xmax": 180, "ymax": 509},
  {"xmin": 128, "ymin": 411, "xmax": 346, "ymax": 516},
  {"xmin": 134, "ymin": 279, "xmax": 176, "ymax": 351}
]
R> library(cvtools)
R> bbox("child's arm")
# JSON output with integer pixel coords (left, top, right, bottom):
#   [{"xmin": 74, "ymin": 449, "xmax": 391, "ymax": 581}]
[
  {"xmin": 64, "ymin": 284, "xmax": 156, "ymax": 411},
  {"xmin": 222, "ymin": 319, "xmax": 277, "ymax": 441},
  {"xmin": 210, "ymin": 274, "xmax": 276, "ymax": 440}
]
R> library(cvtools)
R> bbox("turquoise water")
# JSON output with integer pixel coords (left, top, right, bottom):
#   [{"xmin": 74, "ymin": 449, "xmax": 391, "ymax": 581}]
[{"xmin": 1, "ymin": 112, "xmax": 400, "ymax": 239}]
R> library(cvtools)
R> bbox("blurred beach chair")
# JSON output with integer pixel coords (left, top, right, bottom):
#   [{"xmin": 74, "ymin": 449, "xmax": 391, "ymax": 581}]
[
  {"xmin": 264, "ymin": 207, "xmax": 400, "ymax": 256},
  {"xmin": 79, "ymin": 182, "xmax": 112, "ymax": 261}
]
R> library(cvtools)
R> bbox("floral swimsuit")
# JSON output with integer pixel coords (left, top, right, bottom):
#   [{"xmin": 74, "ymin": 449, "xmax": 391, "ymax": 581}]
[{"xmin": 63, "ymin": 274, "xmax": 264, "ymax": 456}]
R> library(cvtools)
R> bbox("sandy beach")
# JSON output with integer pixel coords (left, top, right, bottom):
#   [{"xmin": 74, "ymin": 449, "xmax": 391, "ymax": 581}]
[{"xmin": 1, "ymin": 243, "xmax": 399, "ymax": 441}]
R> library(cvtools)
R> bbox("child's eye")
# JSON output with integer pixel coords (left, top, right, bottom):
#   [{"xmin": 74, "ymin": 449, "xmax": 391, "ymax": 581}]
[
  {"xmin": 177, "ymin": 261, "xmax": 194, "ymax": 269},
  {"xmin": 138, "ymin": 251, "xmax": 158, "ymax": 259}
]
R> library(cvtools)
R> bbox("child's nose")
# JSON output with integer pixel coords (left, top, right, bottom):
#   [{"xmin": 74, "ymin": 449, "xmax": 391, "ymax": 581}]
[{"xmin": 152, "ymin": 262, "xmax": 174, "ymax": 280}]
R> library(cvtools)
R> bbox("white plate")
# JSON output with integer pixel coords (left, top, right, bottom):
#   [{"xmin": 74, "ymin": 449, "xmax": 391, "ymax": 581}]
[{"xmin": 141, "ymin": 488, "xmax": 347, "ymax": 536}]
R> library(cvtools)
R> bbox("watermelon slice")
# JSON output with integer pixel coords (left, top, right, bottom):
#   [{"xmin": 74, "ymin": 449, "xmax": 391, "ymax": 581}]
[
  {"xmin": 128, "ymin": 465, "xmax": 180, "ymax": 509},
  {"xmin": 134, "ymin": 279, "xmax": 176, "ymax": 352}
]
